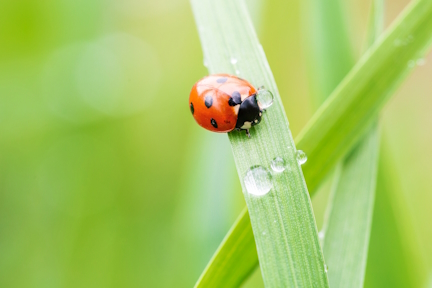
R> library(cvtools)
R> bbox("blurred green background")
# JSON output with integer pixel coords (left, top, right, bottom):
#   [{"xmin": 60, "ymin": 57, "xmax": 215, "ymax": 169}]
[{"xmin": 0, "ymin": 0, "xmax": 431, "ymax": 287}]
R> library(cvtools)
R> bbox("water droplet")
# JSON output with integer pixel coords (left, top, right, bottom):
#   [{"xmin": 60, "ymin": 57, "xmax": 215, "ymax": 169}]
[
  {"xmin": 244, "ymin": 166, "xmax": 273, "ymax": 196},
  {"xmin": 318, "ymin": 231, "xmax": 325, "ymax": 240},
  {"xmin": 235, "ymin": 69, "xmax": 240, "ymax": 75},
  {"xmin": 256, "ymin": 89, "xmax": 274, "ymax": 109},
  {"xmin": 271, "ymin": 157, "xmax": 286, "ymax": 173},
  {"xmin": 417, "ymin": 58, "xmax": 426, "ymax": 66},
  {"xmin": 230, "ymin": 57, "xmax": 238, "ymax": 65},
  {"xmin": 324, "ymin": 264, "xmax": 328, "ymax": 273},
  {"xmin": 262, "ymin": 231, "xmax": 267, "ymax": 236},
  {"xmin": 408, "ymin": 60, "xmax": 416, "ymax": 68},
  {"xmin": 296, "ymin": 150, "xmax": 307, "ymax": 165}
]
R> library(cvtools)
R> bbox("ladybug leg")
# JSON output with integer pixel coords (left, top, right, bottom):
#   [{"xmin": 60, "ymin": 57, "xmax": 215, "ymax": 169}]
[{"xmin": 245, "ymin": 129, "xmax": 251, "ymax": 138}]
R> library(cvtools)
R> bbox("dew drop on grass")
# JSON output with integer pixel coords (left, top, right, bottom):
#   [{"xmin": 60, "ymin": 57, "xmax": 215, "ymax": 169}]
[
  {"xmin": 244, "ymin": 166, "xmax": 273, "ymax": 196},
  {"xmin": 296, "ymin": 150, "xmax": 307, "ymax": 165},
  {"xmin": 235, "ymin": 69, "xmax": 240, "ymax": 75},
  {"xmin": 256, "ymin": 89, "xmax": 274, "ymax": 109},
  {"xmin": 271, "ymin": 157, "xmax": 286, "ymax": 173},
  {"xmin": 230, "ymin": 57, "xmax": 238, "ymax": 65},
  {"xmin": 324, "ymin": 264, "xmax": 328, "ymax": 273},
  {"xmin": 318, "ymin": 231, "xmax": 325, "ymax": 240}
]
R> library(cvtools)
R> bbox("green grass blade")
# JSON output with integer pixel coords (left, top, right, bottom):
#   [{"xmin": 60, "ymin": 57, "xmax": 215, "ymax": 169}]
[
  {"xmin": 302, "ymin": 0, "xmax": 354, "ymax": 106},
  {"xmin": 321, "ymin": 2, "xmax": 383, "ymax": 287},
  {"xmin": 190, "ymin": 0, "xmax": 328, "ymax": 287},
  {"xmin": 194, "ymin": 209, "xmax": 256, "ymax": 287},
  {"xmin": 194, "ymin": 0, "xmax": 432, "ymax": 286},
  {"xmin": 322, "ymin": 126, "xmax": 380, "ymax": 287},
  {"xmin": 297, "ymin": 0, "xmax": 432, "ymax": 192}
]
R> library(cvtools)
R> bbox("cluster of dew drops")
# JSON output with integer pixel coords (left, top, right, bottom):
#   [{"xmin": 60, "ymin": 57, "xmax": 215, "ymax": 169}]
[
  {"xmin": 241, "ymin": 92, "xmax": 305, "ymax": 197},
  {"xmin": 243, "ymin": 150, "xmax": 307, "ymax": 196}
]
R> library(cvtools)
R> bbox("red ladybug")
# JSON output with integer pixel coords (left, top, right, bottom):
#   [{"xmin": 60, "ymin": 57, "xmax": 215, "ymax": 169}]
[{"xmin": 189, "ymin": 74, "xmax": 268, "ymax": 138}]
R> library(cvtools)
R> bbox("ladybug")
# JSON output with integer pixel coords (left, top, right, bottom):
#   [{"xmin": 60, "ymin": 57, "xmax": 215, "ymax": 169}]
[{"xmin": 189, "ymin": 74, "xmax": 271, "ymax": 138}]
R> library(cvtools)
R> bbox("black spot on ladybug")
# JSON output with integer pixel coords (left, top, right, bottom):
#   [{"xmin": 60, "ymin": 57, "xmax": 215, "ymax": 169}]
[
  {"xmin": 211, "ymin": 118, "xmax": 218, "ymax": 128},
  {"xmin": 228, "ymin": 91, "xmax": 242, "ymax": 106},
  {"xmin": 205, "ymin": 94, "xmax": 213, "ymax": 108},
  {"xmin": 190, "ymin": 102, "xmax": 194, "ymax": 115},
  {"xmin": 216, "ymin": 77, "xmax": 228, "ymax": 83}
]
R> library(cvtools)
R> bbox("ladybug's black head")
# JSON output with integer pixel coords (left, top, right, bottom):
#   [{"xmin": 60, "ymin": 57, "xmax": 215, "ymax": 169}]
[{"xmin": 235, "ymin": 95, "xmax": 262, "ymax": 130}]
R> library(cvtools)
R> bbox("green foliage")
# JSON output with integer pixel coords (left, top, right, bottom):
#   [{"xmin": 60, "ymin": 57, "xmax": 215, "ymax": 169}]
[
  {"xmin": 322, "ymin": 128, "xmax": 380, "ymax": 287},
  {"xmin": 191, "ymin": 0, "xmax": 328, "ymax": 286},
  {"xmin": 321, "ymin": 1, "xmax": 382, "ymax": 287},
  {"xmin": 195, "ymin": 210, "xmax": 256, "ymax": 287},
  {"xmin": 303, "ymin": 0, "xmax": 354, "ymax": 106},
  {"xmin": 194, "ymin": 0, "xmax": 432, "ymax": 286},
  {"xmin": 297, "ymin": 0, "xmax": 432, "ymax": 192},
  {"xmin": 1, "ymin": 1, "xmax": 432, "ymax": 287}
]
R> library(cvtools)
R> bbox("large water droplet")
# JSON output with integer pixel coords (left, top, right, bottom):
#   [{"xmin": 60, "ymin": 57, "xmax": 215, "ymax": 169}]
[
  {"xmin": 256, "ymin": 88, "xmax": 274, "ymax": 109},
  {"xmin": 296, "ymin": 150, "xmax": 307, "ymax": 165},
  {"xmin": 271, "ymin": 157, "xmax": 286, "ymax": 173},
  {"xmin": 230, "ymin": 57, "xmax": 238, "ymax": 65},
  {"xmin": 244, "ymin": 166, "xmax": 273, "ymax": 196}
]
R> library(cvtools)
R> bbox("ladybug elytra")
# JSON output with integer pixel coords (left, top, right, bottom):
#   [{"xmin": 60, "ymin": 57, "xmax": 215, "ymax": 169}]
[{"xmin": 189, "ymin": 74, "xmax": 272, "ymax": 138}]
